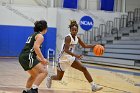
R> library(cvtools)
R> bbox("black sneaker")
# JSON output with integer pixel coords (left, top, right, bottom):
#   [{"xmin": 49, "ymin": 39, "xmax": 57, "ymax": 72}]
[
  {"xmin": 22, "ymin": 90, "xmax": 27, "ymax": 93},
  {"xmin": 28, "ymin": 88, "xmax": 38, "ymax": 93}
]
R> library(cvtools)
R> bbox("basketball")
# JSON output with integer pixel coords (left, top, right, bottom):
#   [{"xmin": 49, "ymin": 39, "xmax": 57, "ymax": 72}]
[{"xmin": 93, "ymin": 44, "xmax": 105, "ymax": 56}]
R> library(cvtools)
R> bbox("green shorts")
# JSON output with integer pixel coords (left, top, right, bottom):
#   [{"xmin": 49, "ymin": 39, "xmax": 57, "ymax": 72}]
[{"xmin": 19, "ymin": 52, "xmax": 40, "ymax": 71}]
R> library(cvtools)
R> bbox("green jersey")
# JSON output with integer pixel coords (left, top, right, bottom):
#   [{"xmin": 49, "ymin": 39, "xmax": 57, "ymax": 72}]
[
  {"xmin": 22, "ymin": 32, "xmax": 41, "ymax": 55},
  {"xmin": 19, "ymin": 32, "xmax": 41, "ymax": 71}
]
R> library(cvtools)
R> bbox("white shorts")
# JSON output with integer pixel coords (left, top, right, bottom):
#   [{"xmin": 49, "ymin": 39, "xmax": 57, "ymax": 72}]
[{"xmin": 57, "ymin": 54, "xmax": 75, "ymax": 71}]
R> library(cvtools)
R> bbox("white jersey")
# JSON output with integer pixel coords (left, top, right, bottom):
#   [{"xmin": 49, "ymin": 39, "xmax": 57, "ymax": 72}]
[
  {"xmin": 61, "ymin": 34, "xmax": 78, "ymax": 54},
  {"xmin": 57, "ymin": 34, "xmax": 79, "ymax": 71}
]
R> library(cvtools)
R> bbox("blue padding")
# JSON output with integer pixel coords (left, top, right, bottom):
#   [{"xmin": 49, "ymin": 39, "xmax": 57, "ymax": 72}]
[
  {"xmin": 42, "ymin": 28, "xmax": 57, "ymax": 58},
  {"xmin": 101, "ymin": 0, "xmax": 114, "ymax": 11},
  {"xmin": 0, "ymin": 25, "xmax": 56, "ymax": 57},
  {"xmin": 63, "ymin": 0, "xmax": 78, "ymax": 9},
  {"xmin": 0, "ymin": 25, "xmax": 33, "ymax": 56}
]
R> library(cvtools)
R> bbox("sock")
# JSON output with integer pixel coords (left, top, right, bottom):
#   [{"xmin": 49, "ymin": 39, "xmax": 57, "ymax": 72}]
[
  {"xmin": 47, "ymin": 74, "xmax": 51, "ymax": 78},
  {"xmin": 90, "ymin": 81, "xmax": 96, "ymax": 86},
  {"xmin": 32, "ymin": 84, "xmax": 38, "ymax": 89},
  {"xmin": 24, "ymin": 88, "xmax": 30, "ymax": 92}
]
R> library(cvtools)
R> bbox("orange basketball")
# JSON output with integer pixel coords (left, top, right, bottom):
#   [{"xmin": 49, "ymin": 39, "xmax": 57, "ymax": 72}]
[{"xmin": 93, "ymin": 44, "xmax": 105, "ymax": 56}]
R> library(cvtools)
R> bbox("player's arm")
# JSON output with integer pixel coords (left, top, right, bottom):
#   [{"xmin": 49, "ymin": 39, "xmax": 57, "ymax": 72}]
[
  {"xmin": 34, "ymin": 34, "xmax": 48, "ymax": 64},
  {"xmin": 77, "ymin": 37, "xmax": 95, "ymax": 48},
  {"xmin": 64, "ymin": 36, "xmax": 82, "ymax": 59}
]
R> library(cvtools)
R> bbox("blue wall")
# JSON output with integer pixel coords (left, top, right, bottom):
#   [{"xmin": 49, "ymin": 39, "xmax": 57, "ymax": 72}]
[{"xmin": 0, "ymin": 25, "xmax": 57, "ymax": 57}]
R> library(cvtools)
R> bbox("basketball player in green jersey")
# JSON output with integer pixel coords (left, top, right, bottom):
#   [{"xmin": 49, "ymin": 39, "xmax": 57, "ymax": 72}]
[
  {"xmin": 19, "ymin": 20, "xmax": 49, "ymax": 93},
  {"xmin": 46, "ymin": 20, "xmax": 103, "ymax": 92}
]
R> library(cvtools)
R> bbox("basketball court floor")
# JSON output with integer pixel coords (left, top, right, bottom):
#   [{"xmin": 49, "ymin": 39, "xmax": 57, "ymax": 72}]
[{"xmin": 0, "ymin": 58, "xmax": 140, "ymax": 93}]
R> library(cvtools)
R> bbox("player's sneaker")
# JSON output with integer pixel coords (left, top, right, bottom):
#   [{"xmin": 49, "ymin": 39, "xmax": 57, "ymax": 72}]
[
  {"xmin": 46, "ymin": 76, "xmax": 52, "ymax": 88},
  {"xmin": 22, "ymin": 90, "xmax": 27, "ymax": 93},
  {"xmin": 92, "ymin": 84, "xmax": 103, "ymax": 92},
  {"xmin": 27, "ymin": 88, "xmax": 38, "ymax": 93}
]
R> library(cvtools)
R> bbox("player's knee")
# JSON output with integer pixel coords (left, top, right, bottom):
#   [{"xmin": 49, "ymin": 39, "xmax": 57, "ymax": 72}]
[
  {"xmin": 39, "ymin": 69, "xmax": 48, "ymax": 76},
  {"xmin": 58, "ymin": 76, "xmax": 63, "ymax": 80},
  {"xmin": 30, "ymin": 75, "xmax": 37, "ymax": 80}
]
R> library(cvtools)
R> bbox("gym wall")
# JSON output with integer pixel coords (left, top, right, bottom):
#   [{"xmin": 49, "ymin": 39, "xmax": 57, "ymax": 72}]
[{"xmin": 0, "ymin": 5, "xmax": 57, "ymax": 57}]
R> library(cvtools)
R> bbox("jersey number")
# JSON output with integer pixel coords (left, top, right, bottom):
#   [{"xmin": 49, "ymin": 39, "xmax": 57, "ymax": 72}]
[{"xmin": 26, "ymin": 36, "xmax": 32, "ymax": 43}]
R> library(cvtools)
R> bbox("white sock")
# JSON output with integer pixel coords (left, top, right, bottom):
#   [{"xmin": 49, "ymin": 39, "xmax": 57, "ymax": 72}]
[
  {"xmin": 47, "ymin": 75, "xmax": 51, "ymax": 78},
  {"xmin": 90, "ymin": 81, "xmax": 96, "ymax": 86},
  {"xmin": 32, "ymin": 84, "xmax": 38, "ymax": 89},
  {"xmin": 24, "ymin": 88, "xmax": 30, "ymax": 92}
]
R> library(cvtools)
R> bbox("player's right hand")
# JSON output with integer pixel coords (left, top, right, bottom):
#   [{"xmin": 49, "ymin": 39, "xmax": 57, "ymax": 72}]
[{"xmin": 41, "ymin": 58, "xmax": 49, "ymax": 65}]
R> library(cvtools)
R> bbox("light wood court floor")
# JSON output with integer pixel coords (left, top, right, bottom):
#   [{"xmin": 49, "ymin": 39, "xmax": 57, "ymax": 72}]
[{"xmin": 0, "ymin": 58, "xmax": 140, "ymax": 93}]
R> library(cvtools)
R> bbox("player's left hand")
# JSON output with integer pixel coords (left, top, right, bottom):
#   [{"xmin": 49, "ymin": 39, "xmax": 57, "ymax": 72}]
[{"xmin": 75, "ymin": 54, "xmax": 83, "ymax": 59}]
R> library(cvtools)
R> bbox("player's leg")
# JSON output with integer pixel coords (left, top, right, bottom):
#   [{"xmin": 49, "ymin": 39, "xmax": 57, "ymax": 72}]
[
  {"xmin": 71, "ymin": 59, "xmax": 103, "ymax": 92},
  {"xmin": 19, "ymin": 56, "xmax": 40, "ymax": 93},
  {"xmin": 51, "ymin": 69, "xmax": 64, "ymax": 80},
  {"xmin": 46, "ymin": 54, "xmax": 73, "ymax": 88},
  {"xmin": 46, "ymin": 66, "xmax": 65, "ymax": 88},
  {"xmin": 71, "ymin": 59, "xmax": 93, "ymax": 82},
  {"xmin": 32, "ymin": 63, "xmax": 48, "ymax": 85},
  {"xmin": 22, "ymin": 69, "xmax": 39, "ymax": 93},
  {"xmin": 28, "ymin": 63, "xmax": 48, "ymax": 93}
]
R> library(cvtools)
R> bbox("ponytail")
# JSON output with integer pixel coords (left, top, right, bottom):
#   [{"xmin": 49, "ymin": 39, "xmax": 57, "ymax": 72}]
[{"xmin": 34, "ymin": 20, "xmax": 48, "ymax": 32}]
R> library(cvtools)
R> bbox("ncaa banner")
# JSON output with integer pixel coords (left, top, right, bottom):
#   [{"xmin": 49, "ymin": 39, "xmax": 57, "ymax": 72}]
[
  {"xmin": 100, "ymin": 0, "xmax": 115, "ymax": 11},
  {"xmin": 80, "ymin": 16, "xmax": 94, "ymax": 31}
]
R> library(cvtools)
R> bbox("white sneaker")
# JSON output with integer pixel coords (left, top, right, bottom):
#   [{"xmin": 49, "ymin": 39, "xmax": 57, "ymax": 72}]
[
  {"xmin": 92, "ymin": 84, "xmax": 103, "ymax": 92},
  {"xmin": 46, "ymin": 76, "xmax": 52, "ymax": 88}
]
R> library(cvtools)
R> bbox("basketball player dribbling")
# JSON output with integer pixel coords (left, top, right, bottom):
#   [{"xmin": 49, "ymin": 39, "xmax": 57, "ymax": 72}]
[{"xmin": 46, "ymin": 20, "xmax": 103, "ymax": 92}]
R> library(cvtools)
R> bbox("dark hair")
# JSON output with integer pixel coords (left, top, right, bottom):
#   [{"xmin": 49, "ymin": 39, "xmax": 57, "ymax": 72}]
[
  {"xmin": 69, "ymin": 20, "xmax": 78, "ymax": 29},
  {"xmin": 34, "ymin": 20, "xmax": 48, "ymax": 32}
]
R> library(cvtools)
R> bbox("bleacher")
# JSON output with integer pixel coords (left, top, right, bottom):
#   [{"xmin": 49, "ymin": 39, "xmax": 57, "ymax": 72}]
[{"xmin": 77, "ymin": 8, "xmax": 140, "ymax": 69}]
